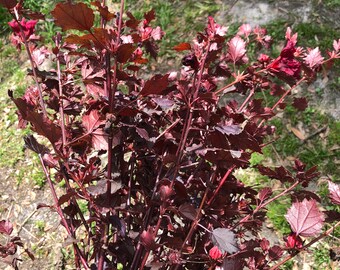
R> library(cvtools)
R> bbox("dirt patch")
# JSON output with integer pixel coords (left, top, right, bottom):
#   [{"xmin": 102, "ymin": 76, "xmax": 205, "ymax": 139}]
[{"xmin": 0, "ymin": 165, "xmax": 67, "ymax": 270}]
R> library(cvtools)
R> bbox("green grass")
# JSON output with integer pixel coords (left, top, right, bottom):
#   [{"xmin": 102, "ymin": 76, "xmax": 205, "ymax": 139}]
[
  {"xmin": 312, "ymin": 244, "xmax": 333, "ymax": 269},
  {"xmin": 34, "ymin": 220, "xmax": 46, "ymax": 234},
  {"xmin": 0, "ymin": 40, "xmax": 45, "ymax": 187},
  {"xmin": 267, "ymin": 107, "xmax": 340, "ymax": 180},
  {"xmin": 266, "ymin": 199, "xmax": 291, "ymax": 235},
  {"xmin": 323, "ymin": 0, "xmax": 340, "ymax": 8},
  {"xmin": 294, "ymin": 22, "xmax": 339, "ymax": 51}
]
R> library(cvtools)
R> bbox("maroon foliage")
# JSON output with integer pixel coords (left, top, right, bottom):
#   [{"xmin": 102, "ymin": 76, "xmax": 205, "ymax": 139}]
[
  {"xmin": 51, "ymin": 3, "xmax": 94, "ymax": 31},
  {"xmin": 2, "ymin": 1, "xmax": 340, "ymax": 269}
]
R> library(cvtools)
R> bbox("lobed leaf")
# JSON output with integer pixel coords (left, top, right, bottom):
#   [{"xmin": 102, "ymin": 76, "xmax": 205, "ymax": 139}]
[
  {"xmin": 227, "ymin": 36, "xmax": 246, "ymax": 63},
  {"xmin": 179, "ymin": 203, "xmax": 198, "ymax": 221},
  {"xmin": 0, "ymin": 220, "xmax": 13, "ymax": 235},
  {"xmin": 52, "ymin": 2, "xmax": 94, "ymax": 31},
  {"xmin": 0, "ymin": 0, "xmax": 17, "ymax": 9},
  {"xmin": 11, "ymin": 97, "xmax": 62, "ymax": 144},
  {"xmin": 285, "ymin": 199, "xmax": 324, "ymax": 237},
  {"xmin": 140, "ymin": 74, "xmax": 170, "ymax": 96},
  {"xmin": 328, "ymin": 181, "xmax": 340, "ymax": 205},
  {"xmin": 211, "ymin": 228, "xmax": 238, "ymax": 254}
]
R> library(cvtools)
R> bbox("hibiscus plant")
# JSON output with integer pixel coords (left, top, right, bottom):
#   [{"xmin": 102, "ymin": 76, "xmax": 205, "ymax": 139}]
[{"xmin": 0, "ymin": 0, "xmax": 340, "ymax": 269}]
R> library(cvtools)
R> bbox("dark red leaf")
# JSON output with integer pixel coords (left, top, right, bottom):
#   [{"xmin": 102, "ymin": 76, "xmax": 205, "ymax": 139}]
[
  {"xmin": 36, "ymin": 203, "xmax": 52, "ymax": 209},
  {"xmin": 0, "ymin": 220, "xmax": 13, "ymax": 235},
  {"xmin": 181, "ymin": 54, "xmax": 199, "ymax": 70},
  {"xmin": 144, "ymin": 9, "xmax": 155, "ymax": 24},
  {"xmin": 51, "ymin": 2, "xmax": 94, "ymax": 31},
  {"xmin": 87, "ymin": 180, "xmax": 122, "ymax": 196},
  {"xmin": 58, "ymin": 190, "xmax": 77, "ymax": 206},
  {"xmin": 258, "ymin": 165, "xmax": 294, "ymax": 182},
  {"xmin": 65, "ymin": 28, "xmax": 108, "ymax": 49},
  {"xmin": 179, "ymin": 203, "xmax": 198, "ymax": 221},
  {"xmin": 211, "ymin": 228, "xmax": 238, "ymax": 254},
  {"xmin": 0, "ymin": 0, "xmax": 17, "ymax": 9},
  {"xmin": 140, "ymin": 74, "xmax": 170, "ymax": 96},
  {"xmin": 116, "ymin": 43, "xmax": 135, "ymax": 63},
  {"xmin": 24, "ymin": 135, "xmax": 49, "ymax": 154},
  {"xmin": 140, "ymin": 227, "xmax": 157, "ymax": 251},
  {"xmin": 285, "ymin": 199, "xmax": 324, "ymax": 237},
  {"xmin": 258, "ymin": 187, "xmax": 272, "ymax": 202},
  {"xmin": 292, "ymin": 97, "xmax": 308, "ymax": 111},
  {"xmin": 23, "ymin": 248, "xmax": 35, "ymax": 261},
  {"xmin": 173, "ymin": 42, "xmax": 191, "ymax": 51},
  {"xmin": 82, "ymin": 110, "xmax": 108, "ymax": 150},
  {"xmin": 222, "ymin": 258, "xmax": 243, "ymax": 270},
  {"xmin": 126, "ymin": 12, "xmax": 140, "ymax": 29},
  {"xmin": 294, "ymin": 159, "xmax": 306, "ymax": 171},
  {"xmin": 215, "ymin": 123, "xmax": 243, "ymax": 135},
  {"xmin": 136, "ymin": 127, "xmax": 149, "ymax": 141},
  {"xmin": 324, "ymin": 210, "xmax": 340, "ymax": 223},
  {"xmin": 91, "ymin": 1, "xmax": 115, "ymax": 21},
  {"xmin": 270, "ymin": 84, "xmax": 285, "ymax": 96},
  {"xmin": 268, "ymin": 245, "xmax": 283, "ymax": 261},
  {"xmin": 11, "ymin": 97, "xmax": 62, "ymax": 144},
  {"xmin": 291, "ymin": 190, "xmax": 321, "ymax": 203},
  {"xmin": 257, "ymin": 165, "xmax": 277, "ymax": 178}
]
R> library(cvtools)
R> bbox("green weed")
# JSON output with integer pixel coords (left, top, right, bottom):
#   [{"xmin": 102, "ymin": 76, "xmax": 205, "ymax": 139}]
[
  {"xmin": 312, "ymin": 244, "xmax": 332, "ymax": 269},
  {"xmin": 34, "ymin": 220, "xmax": 46, "ymax": 233},
  {"xmin": 266, "ymin": 199, "xmax": 291, "ymax": 235}
]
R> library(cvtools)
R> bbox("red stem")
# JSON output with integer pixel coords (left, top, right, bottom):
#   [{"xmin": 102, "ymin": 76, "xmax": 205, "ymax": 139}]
[
  {"xmin": 214, "ymin": 73, "xmax": 248, "ymax": 95},
  {"xmin": 13, "ymin": 8, "xmax": 47, "ymax": 117},
  {"xmin": 238, "ymin": 87, "xmax": 255, "ymax": 112},
  {"xmin": 55, "ymin": 34, "xmax": 67, "ymax": 147},
  {"xmin": 38, "ymin": 154, "xmax": 89, "ymax": 269},
  {"xmin": 258, "ymin": 76, "xmax": 305, "ymax": 127},
  {"xmin": 207, "ymin": 165, "xmax": 236, "ymax": 206},
  {"xmin": 98, "ymin": 1, "xmax": 124, "ymax": 269},
  {"xmin": 236, "ymin": 180, "xmax": 299, "ymax": 226}
]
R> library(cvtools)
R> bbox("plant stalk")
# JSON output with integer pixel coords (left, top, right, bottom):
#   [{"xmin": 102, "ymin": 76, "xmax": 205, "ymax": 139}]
[
  {"xmin": 13, "ymin": 8, "xmax": 47, "ymax": 117},
  {"xmin": 38, "ymin": 154, "xmax": 89, "ymax": 269}
]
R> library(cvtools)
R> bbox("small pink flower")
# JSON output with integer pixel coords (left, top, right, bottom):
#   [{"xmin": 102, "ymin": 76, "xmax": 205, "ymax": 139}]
[
  {"xmin": 8, "ymin": 18, "xmax": 37, "ymax": 40},
  {"xmin": 268, "ymin": 40, "xmax": 301, "ymax": 83},
  {"xmin": 209, "ymin": 246, "xmax": 223, "ymax": 260},
  {"xmin": 258, "ymin": 54, "xmax": 270, "ymax": 63},
  {"xmin": 285, "ymin": 233, "xmax": 303, "ymax": 249}
]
